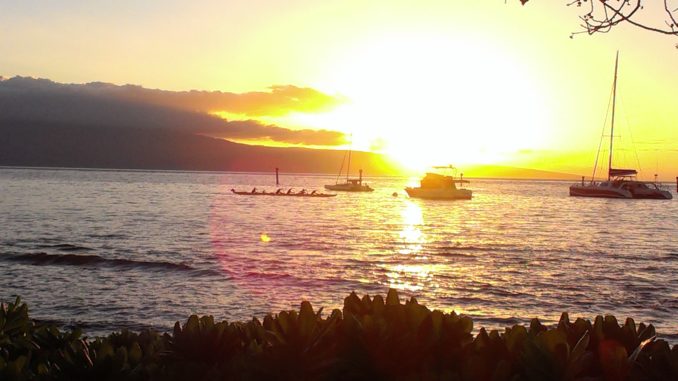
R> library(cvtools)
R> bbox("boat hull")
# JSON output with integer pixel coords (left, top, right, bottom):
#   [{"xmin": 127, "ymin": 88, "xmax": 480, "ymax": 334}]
[
  {"xmin": 629, "ymin": 191, "xmax": 673, "ymax": 200},
  {"xmin": 569, "ymin": 184, "xmax": 631, "ymax": 198},
  {"xmin": 625, "ymin": 184, "xmax": 673, "ymax": 199},
  {"xmin": 569, "ymin": 182, "xmax": 672, "ymax": 199},
  {"xmin": 405, "ymin": 187, "xmax": 472, "ymax": 200},
  {"xmin": 324, "ymin": 184, "xmax": 374, "ymax": 192}
]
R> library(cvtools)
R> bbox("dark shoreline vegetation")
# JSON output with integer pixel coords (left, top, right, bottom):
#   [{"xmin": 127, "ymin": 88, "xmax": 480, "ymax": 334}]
[{"xmin": 1, "ymin": 291, "xmax": 676, "ymax": 381}]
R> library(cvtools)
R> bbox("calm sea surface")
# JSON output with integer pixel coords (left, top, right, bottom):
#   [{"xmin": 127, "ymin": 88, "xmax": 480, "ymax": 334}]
[{"xmin": 1, "ymin": 167, "xmax": 677, "ymax": 340}]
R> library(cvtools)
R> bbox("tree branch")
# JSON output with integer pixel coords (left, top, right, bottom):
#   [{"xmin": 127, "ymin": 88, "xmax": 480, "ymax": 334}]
[
  {"xmin": 519, "ymin": 0, "xmax": 678, "ymax": 38},
  {"xmin": 664, "ymin": 0, "xmax": 678, "ymax": 32},
  {"xmin": 598, "ymin": 0, "xmax": 678, "ymax": 35}
]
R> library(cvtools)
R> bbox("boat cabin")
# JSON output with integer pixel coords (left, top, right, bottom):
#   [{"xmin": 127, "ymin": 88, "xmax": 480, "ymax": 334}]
[
  {"xmin": 419, "ymin": 173, "xmax": 468, "ymax": 189},
  {"xmin": 610, "ymin": 168, "xmax": 638, "ymax": 178}
]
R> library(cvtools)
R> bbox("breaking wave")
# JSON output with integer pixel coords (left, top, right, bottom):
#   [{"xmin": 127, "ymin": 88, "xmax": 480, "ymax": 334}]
[{"xmin": 1, "ymin": 252, "xmax": 201, "ymax": 273}]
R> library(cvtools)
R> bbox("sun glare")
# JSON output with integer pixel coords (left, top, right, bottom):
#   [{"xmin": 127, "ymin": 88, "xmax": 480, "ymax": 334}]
[
  {"xmin": 211, "ymin": 30, "xmax": 552, "ymax": 172},
  {"xmin": 311, "ymin": 31, "xmax": 551, "ymax": 170}
]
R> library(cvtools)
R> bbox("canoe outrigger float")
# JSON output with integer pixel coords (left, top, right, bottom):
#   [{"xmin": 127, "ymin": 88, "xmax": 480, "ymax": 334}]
[{"xmin": 231, "ymin": 189, "xmax": 337, "ymax": 198}]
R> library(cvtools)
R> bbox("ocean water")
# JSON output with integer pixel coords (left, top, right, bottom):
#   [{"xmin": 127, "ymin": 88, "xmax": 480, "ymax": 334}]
[{"xmin": 1, "ymin": 167, "xmax": 677, "ymax": 341}]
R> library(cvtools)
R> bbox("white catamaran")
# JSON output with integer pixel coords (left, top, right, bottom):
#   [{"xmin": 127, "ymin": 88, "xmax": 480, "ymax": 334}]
[{"xmin": 569, "ymin": 52, "xmax": 672, "ymax": 200}]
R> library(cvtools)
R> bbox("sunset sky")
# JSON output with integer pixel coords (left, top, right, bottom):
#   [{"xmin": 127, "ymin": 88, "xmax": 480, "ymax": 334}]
[{"xmin": 2, "ymin": 0, "xmax": 677, "ymax": 179}]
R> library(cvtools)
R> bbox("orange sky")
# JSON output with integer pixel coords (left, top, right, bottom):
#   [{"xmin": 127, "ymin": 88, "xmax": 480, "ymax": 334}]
[{"xmin": 2, "ymin": 1, "xmax": 677, "ymax": 179}]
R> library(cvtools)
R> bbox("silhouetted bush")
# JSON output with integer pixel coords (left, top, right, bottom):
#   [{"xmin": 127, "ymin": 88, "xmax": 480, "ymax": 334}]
[{"xmin": 1, "ymin": 291, "xmax": 677, "ymax": 380}]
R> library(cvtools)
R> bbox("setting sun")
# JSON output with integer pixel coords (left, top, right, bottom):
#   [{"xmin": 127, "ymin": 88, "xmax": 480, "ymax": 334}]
[{"xmin": 224, "ymin": 29, "xmax": 552, "ymax": 171}]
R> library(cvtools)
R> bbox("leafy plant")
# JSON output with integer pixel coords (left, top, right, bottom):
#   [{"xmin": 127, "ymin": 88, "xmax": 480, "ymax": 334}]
[{"xmin": 1, "ymin": 291, "xmax": 676, "ymax": 381}]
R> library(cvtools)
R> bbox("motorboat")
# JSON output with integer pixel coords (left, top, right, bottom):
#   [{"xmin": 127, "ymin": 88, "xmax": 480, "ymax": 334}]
[
  {"xmin": 405, "ymin": 167, "xmax": 472, "ymax": 200},
  {"xmin": 569, "ymin": 53, "xmax": 672, "ymax": 200}
]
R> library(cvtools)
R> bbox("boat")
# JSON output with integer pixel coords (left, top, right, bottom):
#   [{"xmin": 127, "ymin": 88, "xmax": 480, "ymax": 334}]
[
  {"xmin": 231, "ymin": 189, "xmax": 337, "ymax": 198},
  {"xmin": 325, "ymin": 170, "xmax": 373, "ymax": 192},
  {"xmin": 569, "ymin": 52, "xmax": 672, "ymax": 200},
  {"xmin": 405, "ymin": 166, "xmax": 472, "ymax": 200},
  {"xmin": 324, "ymin": 143, "xmax": 374, "ymax": 192}
]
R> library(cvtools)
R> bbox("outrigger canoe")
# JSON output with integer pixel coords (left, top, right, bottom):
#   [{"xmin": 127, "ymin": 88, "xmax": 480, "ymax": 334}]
[{"xmin": 231, "ymin": 189, "xmax": 337, "ymax": 198}]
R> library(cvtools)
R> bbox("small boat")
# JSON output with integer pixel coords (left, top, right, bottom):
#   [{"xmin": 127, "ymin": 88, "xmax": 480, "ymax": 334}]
[
  {"xmin": 569, "ymin": 53, "xmax": 672, "ymax": 200},
  {"xmin": 231, "ymin": 189, "xmax": 337, "ymax": 198},
  {"xmin": 325, "ymin": 170, "xmax": 374, "ymax": 192},
  {"xmin": 325, "ymin": 139, "xmax": 374, "ymax": 192},
  {"xmin": 405, "ymin": 167, "xmax": 472, "ymax": 200}
]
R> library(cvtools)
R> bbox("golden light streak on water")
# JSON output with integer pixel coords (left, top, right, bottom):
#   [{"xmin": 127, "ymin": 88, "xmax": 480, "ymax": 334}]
[
  {"xmin": 385, "ymin": 201, "xmax": 439, "ymax": 292},
  {"xmin": 398, "ymin": 201, "xmax": 424, "ymax": 255},
  {"xmin": 384, "ymin": 264, "xmax": 441, "ymax": 292}
]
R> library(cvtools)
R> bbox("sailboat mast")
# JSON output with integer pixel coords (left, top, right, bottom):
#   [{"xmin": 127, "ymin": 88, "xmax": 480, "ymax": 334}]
[
  {"xmin": 346, "ymin": 135, "xmax": 352, "ymax": 182},
  {"xmin": 608, "ymin": 51, "xmax": 619, "ymax": 181}
]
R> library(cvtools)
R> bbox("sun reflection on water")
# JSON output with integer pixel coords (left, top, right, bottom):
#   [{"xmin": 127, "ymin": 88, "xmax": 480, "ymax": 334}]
[
  {"xmin": 384, "ymin": 201, "xmax": 441, "ymax": 292},
  {"xmin": 383, "ymin": 263, "xmax": 442, "ymax": 292},
  {"xmin": 397, "ymin": 201, "xmax": 424, "ymax": 255}
]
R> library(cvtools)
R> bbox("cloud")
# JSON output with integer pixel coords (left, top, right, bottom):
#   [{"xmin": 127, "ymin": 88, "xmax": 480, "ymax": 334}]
[
  {"xmin": 205, "ymin": 120, "xmax": 346, "ymax": 145},
  {"xmin": 110, "ymin": 83, "xmax": 344, "ymax": 116},
  {"xmin": 0, "ymin": 76, "xmax": 343, "ymax": 116},
  {"xmin": 0, "ymin": 76, "xmax": 347, "ymax": 146},
  {"xmin": 205, "ymin": 85, "xmax": 344, "ymax": 116}
]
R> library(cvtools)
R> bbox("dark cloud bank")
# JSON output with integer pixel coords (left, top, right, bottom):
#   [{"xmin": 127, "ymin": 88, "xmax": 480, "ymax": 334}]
[{"xmin": 0, "ymin": 77, "xmax": 394, "ymax": 173}]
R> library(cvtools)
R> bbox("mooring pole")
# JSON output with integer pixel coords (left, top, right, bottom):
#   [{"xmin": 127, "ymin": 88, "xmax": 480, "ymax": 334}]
[
  {"xmin": 275, "ymin": 167, "xmax": 279, "ymax": 186},
  {"xmin": 581, "ymin": 176, "xmax": 585, "ymax": 186},
  {"xmin": 359, "ymin": 169, "xmax": 363, "ymax": 184}
]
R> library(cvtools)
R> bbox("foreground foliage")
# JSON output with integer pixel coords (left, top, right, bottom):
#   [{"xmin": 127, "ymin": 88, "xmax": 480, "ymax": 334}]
[{"xmin": 1, "ymin": 291, "xmax": 677, "ymax": 380}]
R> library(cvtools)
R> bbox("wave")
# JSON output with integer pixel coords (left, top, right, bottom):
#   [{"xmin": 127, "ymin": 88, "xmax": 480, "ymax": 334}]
[
  {"xmin": 437, "ymin": 245, "xmax": 492, "ymax": 252},
  {"xmin": 32, "ymin": 317, "xmax": 169, "ymax": 336},
  {"xmin": 36, "ymin": 243, "xmax": 91, "ymax": 252},
  {"xmin": 478, "ymin": 316, "xmax": 525, "ymax": 326},
  {"xmin": 659, "ymin": 332, "xmax": 678, "ymax": 343},
  {"xmin": 1, "ymin": 252, "xmax": 209, "ymax": 274},
  {"xmin": 86, "ymin": 233, "xmax": 128, "ymax": 239},
  {"xmin": 3, "ymin": 240, "xmax": 94, "ymax": 252}
]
